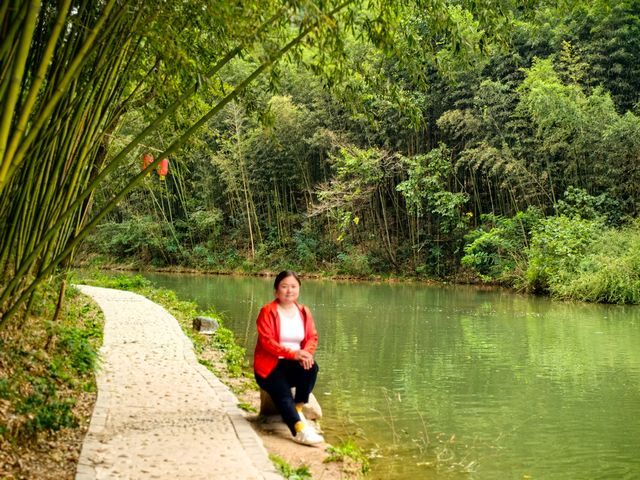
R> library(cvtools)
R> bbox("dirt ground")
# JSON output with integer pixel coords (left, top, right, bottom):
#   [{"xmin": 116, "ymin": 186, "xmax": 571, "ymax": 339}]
[
  {"xmin": 251, "ymin": 418, "xmax": 362, "ymax": 480},
  {"xmin": 204, "ymin": 349, "xmax": 364, "ymax": 480},
  {"xmin": 0, "ymin": 392, "xmax": 95, "ymax": 480}
]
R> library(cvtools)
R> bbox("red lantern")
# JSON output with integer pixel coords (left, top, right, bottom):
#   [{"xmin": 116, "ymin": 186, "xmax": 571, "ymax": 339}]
[
  {"xmin": 142, "ymin": 153, "xmax": 154, "ymax": 176},
  {"xmin": 157, "ymin": 158, "xmax": 169, "ymax": 180}
]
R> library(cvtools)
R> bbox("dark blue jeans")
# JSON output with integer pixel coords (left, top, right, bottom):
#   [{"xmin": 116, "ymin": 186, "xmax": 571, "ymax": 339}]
[{"xmin": 255, "ymin": 359, "xmax": 319, "ymax": 435}]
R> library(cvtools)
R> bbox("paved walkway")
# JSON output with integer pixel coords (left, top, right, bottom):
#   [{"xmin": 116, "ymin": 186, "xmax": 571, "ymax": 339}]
[{"xmin": 75, "ymin": 285, "xmax": 281, "ymax": 480}]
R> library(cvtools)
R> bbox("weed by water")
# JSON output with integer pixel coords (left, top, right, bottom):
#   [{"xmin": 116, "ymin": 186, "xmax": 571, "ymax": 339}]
[
  {"xmin": 198, "ymin": 358, "xmax": 214, "ymax": 368},
  {"xmin": 269, "ymin": 453, "xmax": 312, "ymax": 480},
  {"xmin": 324, "ymin": 439, "xmax": 370, "ymax": 473}
]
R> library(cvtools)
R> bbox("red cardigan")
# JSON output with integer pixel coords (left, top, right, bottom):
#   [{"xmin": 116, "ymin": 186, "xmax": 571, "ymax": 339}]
[{"xmin": 253, "ymin": 300, "xmax": 318, "ymax": 378}]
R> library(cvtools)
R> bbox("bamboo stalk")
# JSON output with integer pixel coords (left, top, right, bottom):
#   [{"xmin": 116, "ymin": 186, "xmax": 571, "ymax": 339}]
[
  {"xmin": 2, "ymin": 56, "xmax": 115, "ymax": 304},
  {"xmin": 0, "ymin": 0, "xmax": 40, "ymax": 181},
  {"xmin": 0, "ymin": 4, "xmax": 27, "ymax": 80},
  {"xmin": 8, "ymin": 0, "xmax": 72, "ymax": 167},
  {"xmin": 0, "ymin": 0, "xmax": 119, "ymax": 193}
]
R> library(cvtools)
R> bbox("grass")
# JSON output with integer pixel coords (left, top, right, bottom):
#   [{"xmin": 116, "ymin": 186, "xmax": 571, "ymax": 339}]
[
  {"xmin": 270, "ymin": 453, "xmax": 312, "ymax": 480},
  {"xmin": 0, "ymin": 284, "xmax": 103, "ymax": 442},
  {"xmin": 324, "ymin": 439, "xmax": 370, "ymax": 473},
  {"xmin": 237, "ymin": 402, "xmax": 257, "ymax": 413},
  {"xmin": 0, "ymin": 279, "xmax": 104, "ymax": 478}
]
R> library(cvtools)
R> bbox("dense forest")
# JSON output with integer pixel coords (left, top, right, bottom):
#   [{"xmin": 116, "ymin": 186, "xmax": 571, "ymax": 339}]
[
  {"xmin": 84, "ymin": 1, "xmax": 640, "ymax": 304},
  {"xmin": 2, "ymin": 1, "xmax": 639, "ymax": 326}
]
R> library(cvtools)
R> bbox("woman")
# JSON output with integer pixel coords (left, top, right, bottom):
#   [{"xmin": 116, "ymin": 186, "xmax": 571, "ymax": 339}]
[{"xmin": 253, "ymin": 270, "xmax": 324, "ymax": 445}]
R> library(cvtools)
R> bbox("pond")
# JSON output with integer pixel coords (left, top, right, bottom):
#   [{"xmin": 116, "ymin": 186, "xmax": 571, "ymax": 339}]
[{"xmin": 141, "ymin": 272, "xmax": 640, "ymax": 479}]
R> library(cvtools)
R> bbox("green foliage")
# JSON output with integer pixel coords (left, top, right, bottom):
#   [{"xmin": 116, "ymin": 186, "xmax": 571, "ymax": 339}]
[
  {"xmin": 89, "ymin": 217, "xmax": 170, "ymax": 264},
  {"xmin": 462, "ymin": 207, "xmax": 543, "ymax": 282},
  {"xmin": 397, "ymin": 145, "xmax": 469, "ymax": 234},
  {"xmin": 548, "ymin": 221, "xmax": 640, "ymax": 304},
  {"xmin": 324, "ymin": 439, "xmax": 371, "ymax": 473},
  {"xmin": 187, "ymin": 209, "xmax": 224, "ymax": 243},
  {"xmin": 566, "ymin": 0, "xmax": 640, "ymax": 112},
  {"xmin": 52, "ymin": 324, "xmax": 100, "ymax": 376},
  {"xmin": 517, "ymin": 57, "xmax": 640, "ymax": 215},
  {"xmin": 336, "ymin": 248, "xmax": 373, "ymax": 277},
  {"xmin": 237, "ymin": 402, "xmax": 257, "ymax": 413},
  {"xmin": 13, "ymin": 378, "xmax": 78, "ymax": 436},
  {"xmin": 314, "ymin": 146, "xmax": 398, "ymax": 251},
  {"xmin": 89, "ymin": 273, "xmax": 152, "ymax": 290},
  {"xmin": 525, "ymin": 215, "xmax": 604, "ymax": 293},
  {"xmin": 462, "ymin": 205, "xmax": 640, "ymax": 304},
  {"xmin": 213, "ymin": 327, "xmax": 247, "ymax": 378},
  {"xmin": 8, "ymin": 0, "xmax": 465, "ymax": 322},
  {"xmin": 0, "ymin": 284, "xmax": 103, "ymax": 442},
  {"xmin": 293, "ymin": 229, "xmax": 321, "ymax": 271},
  {"xmin": 555, "ymin": 186, "xmax": 617, "ymax": 223},
  {"xmin": 269, "ymin": 454, "xmax": 312, "ymax": 480},
  {"xmin": 318, "ymin": 146, "xmax": 386, "ymax": 216},
  {"xmin": 74, "ymin": 0, "xmax": 640, "ymax": 301}
]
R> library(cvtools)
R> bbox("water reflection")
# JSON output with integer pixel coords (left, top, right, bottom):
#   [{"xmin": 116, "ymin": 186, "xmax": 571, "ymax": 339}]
[{"xmin": 141, "ymin": 273, "xmax": 640, "ymax": 480}]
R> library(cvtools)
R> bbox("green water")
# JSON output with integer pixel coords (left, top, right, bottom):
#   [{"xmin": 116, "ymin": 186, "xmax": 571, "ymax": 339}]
[{"xmin": 141, "ymin": 272, "xmax": 640, "ymax": 479}]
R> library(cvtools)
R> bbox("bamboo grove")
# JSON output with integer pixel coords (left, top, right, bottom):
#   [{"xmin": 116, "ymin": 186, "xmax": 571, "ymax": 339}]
[
  {"xmin": 2, "ymin": 1, "xmax": 639, "ymax": 328},
  {"xmin": 2, "ymin": 0, "xmax": 474, "ymax": 324}
]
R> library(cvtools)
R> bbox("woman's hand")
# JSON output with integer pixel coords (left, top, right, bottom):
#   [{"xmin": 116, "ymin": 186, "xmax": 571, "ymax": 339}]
[{"xmin": 295, "ymin": 349, "xmax": 315, "ymax": 370}]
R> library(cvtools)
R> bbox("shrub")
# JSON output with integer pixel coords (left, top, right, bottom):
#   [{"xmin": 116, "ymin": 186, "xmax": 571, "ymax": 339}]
[
  {"xmin": 461, "ymin": 207, "xmax": 542, "ymax": 283},
  {"xmin": 555, "ymin": 186, "xmax": 620, "ymax": 224},
  {"xmin": 0, "ymin": 283, "xmax": 103, "ymax": 442},
  {"xmin": 89, "ymin": 216, "xmax": 167, "ymax": 263},
  {"xmin": 14, "ymin": 378, "xmax": 78, "ymax": 436},
  {"xmin": 336, "ymin": 247, "xmax": 372, "ymax": 276},
  {"xmin": 525, "ymin": 215, "xmax": 604, "ymax": 293},
  {"xmin": 213, "ymin": 327, "xmax": 247, "ymax": 377},
  {"xmin": 293, "ymin": 229, "xmax": 319, "ymax": 271},
  {"xmin": 550, "ymin": 221, "xmax": 640, "ymax": 303},
  {"xmin": 187, "ymin": 208, "xmax": 223, "ymax": 243}
]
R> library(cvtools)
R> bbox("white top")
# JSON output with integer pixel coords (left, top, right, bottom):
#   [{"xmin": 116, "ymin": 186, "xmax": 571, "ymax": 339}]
[{"xmin": 278, "ymin": 306, "xmax": 305, "ymax": 354}]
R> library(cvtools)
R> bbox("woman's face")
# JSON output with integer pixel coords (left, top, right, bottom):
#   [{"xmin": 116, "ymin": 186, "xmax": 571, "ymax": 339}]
[{"xmin": 275, "ymin": 275, "xmax": 300, "ymax": 304}]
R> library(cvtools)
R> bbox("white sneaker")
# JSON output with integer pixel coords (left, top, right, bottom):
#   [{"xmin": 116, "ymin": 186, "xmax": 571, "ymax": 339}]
[{"xmin": 294, "ymin": 426, "xmax": 324, "ymax": 445}]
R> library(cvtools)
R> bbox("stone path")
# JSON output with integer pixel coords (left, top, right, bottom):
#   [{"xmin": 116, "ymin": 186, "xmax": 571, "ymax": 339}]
[{"xmin": 75, "ymin": 285, "xmax": 281, "ymax": 480}]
